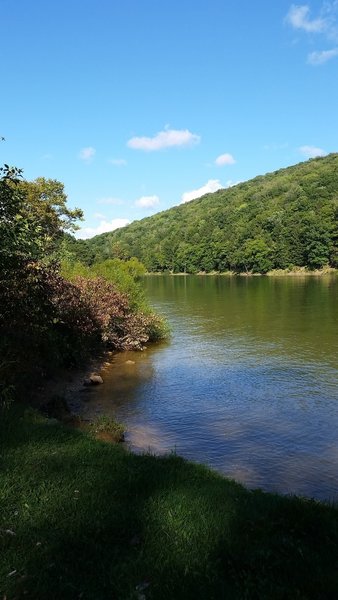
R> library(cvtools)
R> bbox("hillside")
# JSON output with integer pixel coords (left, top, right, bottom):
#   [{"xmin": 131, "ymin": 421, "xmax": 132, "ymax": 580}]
[{"xmin": 82, "ymin": 154, "xmax": 338, "ymax": 273}]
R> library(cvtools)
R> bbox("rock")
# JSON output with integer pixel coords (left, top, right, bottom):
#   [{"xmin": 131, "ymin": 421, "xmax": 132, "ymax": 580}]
[
  {"xmin": 83, "ymin": 374, "xmax": 103, "ymax": 386},
  {"xmin": 125, "ymin": 360, "xmax": 135, "ymax": 365},
  {"xmin": 90, "ymin": 374, "xmax": 103, "ymax": 384}
]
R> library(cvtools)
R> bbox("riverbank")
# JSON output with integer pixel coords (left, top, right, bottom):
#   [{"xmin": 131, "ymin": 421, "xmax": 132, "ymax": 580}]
[
  {"xmin": 266, "ymin": 266, "xmax": 337, "ymax": 277},
  {"xmin": 145, "ymin": 267, "xmax": 338, "ymax": 277},
  {"xmin": 1, "ymin": 403, "xmax": 338, "ymax": 600}
]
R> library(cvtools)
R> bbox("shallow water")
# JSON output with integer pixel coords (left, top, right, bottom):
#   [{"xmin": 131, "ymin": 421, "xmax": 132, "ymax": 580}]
[{"xmin": 74, "ymin": 274, "xmax": 338, "ymax": 501}]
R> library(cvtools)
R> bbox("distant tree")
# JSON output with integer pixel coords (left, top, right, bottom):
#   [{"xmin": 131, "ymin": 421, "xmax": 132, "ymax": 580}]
[
  {"xmin": 240, "ymin": 238, "xmax": 274, "ymax": 273},
  {"xmin": 330, "ymin": 206, "xmax": 338, "ymax": 267},
  {"xmin": 58, "ymin": 233, "xmax": 95, "ymax": 265},
  {"xmin": 111, "ymin": 241, "xmax": 128, "ymax": 259},
  {"xmin": 302, "ymin": 215, "xmax": 332, "ymax": 269}
]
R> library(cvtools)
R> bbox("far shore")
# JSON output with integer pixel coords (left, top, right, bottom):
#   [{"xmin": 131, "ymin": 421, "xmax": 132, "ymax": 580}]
[{"xmin": 144, "ymin": 267, "xmax": 337, "ymax": 277}]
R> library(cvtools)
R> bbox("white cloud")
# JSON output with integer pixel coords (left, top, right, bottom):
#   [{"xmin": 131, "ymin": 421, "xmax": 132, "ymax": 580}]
[
  {"xmin": 215, "ymin": 153, "xmax": 236, "ymax": 166},
  {"xmin": 299, "ymin": 145, "xmax": 327, "ymax": 157},
  {"xmin": 127, "ymin": 128, "xmax": 200, "ymax": 151},
  {"xmin": 135, "ymin": 195, "xmax": 160, "ymax": 208},
  {"xmin": 78, "ymin": 146, "xmax": 96, "ymax": 162},
  {"xmin": 108, "ymin": 158, "xmax": 127, "ymax": 166},
  {"xmin": 97, "ymin": 197, "xmax": 124, "ymax": 205},
  {"xmin": 286, "ymin": 3, "xmax": 338, "ymax": 62},
  {"xmin": 181, "ymin": 179, "xmax": 223, "ymax": 204},
  {"xmin": 76, "ymin": 218, "xmax": 130, "ymax": 239},
  {"xmin": 93, "ymin": 212, "xmax": 106, "ymax": 219},
  {"xmin": 308, "ymin": 47, "xmax": 338, "ymax": 63},
  {"xmin": 286, "ymin": 4, "xmax": 327, "ymax": 33}
]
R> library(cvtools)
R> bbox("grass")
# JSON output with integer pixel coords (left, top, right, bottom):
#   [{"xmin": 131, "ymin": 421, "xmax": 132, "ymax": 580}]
[
  {"xmin": 89, "ymin": 414, "xmax": 125, "ymax": 442},
  {"xmin": 1, "ymin": 404, "xmax": 338, "ymax": 599}
]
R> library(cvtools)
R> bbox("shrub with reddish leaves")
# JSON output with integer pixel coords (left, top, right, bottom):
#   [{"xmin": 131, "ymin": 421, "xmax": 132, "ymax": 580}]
[
  {"xmin": 71, "ymin": 276, "xmax": 165, "ymax": 350},
  {"xmin": 1, "ymin": 261, "xmax": 166, "ymax": 401}
]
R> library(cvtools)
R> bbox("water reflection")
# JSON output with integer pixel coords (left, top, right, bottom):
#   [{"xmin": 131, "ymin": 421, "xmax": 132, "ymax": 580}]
[{"xmin": 73, "ymin": 274, "xmax": 338, "ymax": 502}]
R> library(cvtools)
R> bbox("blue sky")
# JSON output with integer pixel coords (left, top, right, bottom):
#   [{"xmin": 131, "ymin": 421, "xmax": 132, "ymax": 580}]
[{"xmin": 1, "ymin": 0, "xmax": 337, "ymax": 238}]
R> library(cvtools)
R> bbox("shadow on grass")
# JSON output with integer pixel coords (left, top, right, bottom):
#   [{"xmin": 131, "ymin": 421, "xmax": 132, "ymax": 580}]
[{"xmin": 1, "ymin": 404, "xmax": 338, "ymax": 599}]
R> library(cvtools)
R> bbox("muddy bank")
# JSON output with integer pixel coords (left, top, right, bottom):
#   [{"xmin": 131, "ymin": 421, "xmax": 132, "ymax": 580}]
[{"xmin": 34, "ymin": 350, "xmax": 114, "ymax": 421}]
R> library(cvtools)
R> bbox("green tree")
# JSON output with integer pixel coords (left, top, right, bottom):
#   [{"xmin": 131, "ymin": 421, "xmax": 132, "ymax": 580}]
[
  {"xmin": 0, "ymin": 164, "xmax": 39, "ymax": 270},
  {"xmin": 20, "ymin": 177, "xmax": 83, "ymax": 256},
  {"xmin": 242, "ymin": 238, "xmax": 274, "ymax": 273},
  {"xmin": 111, "ymin": 241, "xmax": 129, "ymax": 259}
]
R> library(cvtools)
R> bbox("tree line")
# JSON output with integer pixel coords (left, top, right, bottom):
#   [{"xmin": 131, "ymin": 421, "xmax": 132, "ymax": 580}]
[{"xmin": 76, "ymin": 154, "xmax": 338, "ymax": 274}]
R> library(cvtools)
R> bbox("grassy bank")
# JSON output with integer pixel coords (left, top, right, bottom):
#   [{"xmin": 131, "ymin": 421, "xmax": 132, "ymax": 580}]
[{"xmin": 1, "ymin": 405, "xmax": 338, "ymax": 599}]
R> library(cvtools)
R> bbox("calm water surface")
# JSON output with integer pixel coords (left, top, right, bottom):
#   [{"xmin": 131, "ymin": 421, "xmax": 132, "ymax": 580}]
[{"xmin": 74, "ymin": 275, "xmax": 338, "ymax": 501}]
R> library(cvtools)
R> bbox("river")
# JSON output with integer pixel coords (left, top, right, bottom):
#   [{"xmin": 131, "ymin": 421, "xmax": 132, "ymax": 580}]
[{"xmin": 74, "ymin": 274, "xmax": 338, "ymax": 502}]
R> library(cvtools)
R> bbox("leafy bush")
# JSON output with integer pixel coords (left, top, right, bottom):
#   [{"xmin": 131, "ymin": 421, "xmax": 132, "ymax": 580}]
[
  {"xmin": 72, "ymin": 275, "xmax": 166, "ymax": 350},
  {"xmin": 1, "ymin": 261, "xmax": 166, "ymax": 400},
  {"xmin": 61, "ymin": 257, "xmax": 147, "ymax": 310}
]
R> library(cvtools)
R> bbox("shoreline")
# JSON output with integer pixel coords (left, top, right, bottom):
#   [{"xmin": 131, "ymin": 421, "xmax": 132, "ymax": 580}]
[
  {"xmin": 33, "ymin": 349, "xmax": 114, "ymax": 416},
  {"xmin": 144, "ymin": 267, "xmax": 338, "ymax": 277}
]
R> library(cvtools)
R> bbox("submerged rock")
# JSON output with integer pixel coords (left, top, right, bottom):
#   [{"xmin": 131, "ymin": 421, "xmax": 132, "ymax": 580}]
[{"xmin": 83, "ymin": 374, "xmax": 104, "ymax": 386}]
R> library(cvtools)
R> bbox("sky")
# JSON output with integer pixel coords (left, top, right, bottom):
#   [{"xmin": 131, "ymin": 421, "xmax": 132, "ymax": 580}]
[{"xmin": 1, "ymin": 0, "xmax": 338, "ymax": 238}]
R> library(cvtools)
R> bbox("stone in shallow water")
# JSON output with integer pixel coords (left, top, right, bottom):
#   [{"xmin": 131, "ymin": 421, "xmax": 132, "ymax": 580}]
[{"xmin": 83, "ymin": 374, "xmax": 104, "ymax": 386}]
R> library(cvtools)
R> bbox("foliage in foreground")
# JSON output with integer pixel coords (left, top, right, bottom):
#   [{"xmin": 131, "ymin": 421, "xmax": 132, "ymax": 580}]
[
  {"xmin": 1, "ymin": 405, "xmax": 338, "ymax": 600},
  {"xmin": 81, "ymin": 154, "xmax": 338, "ymax": 273},
  {"xmin": 0, "ymin": 165, "xmax": 166, "ymax": 406},
  {"xmin": 61, "ymin": 256, "xmax": 147, "ymax": 311}
]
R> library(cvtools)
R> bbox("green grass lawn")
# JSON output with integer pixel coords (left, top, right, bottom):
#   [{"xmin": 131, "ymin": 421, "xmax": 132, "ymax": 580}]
[{"xmin": 1, "ymin": 404, "xmax": 338, "ymax": 599}]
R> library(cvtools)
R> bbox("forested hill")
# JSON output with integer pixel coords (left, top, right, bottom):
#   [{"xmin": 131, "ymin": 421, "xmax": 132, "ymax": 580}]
[{"xmin": 82, "ymin": 154, "xmax": 338, "ymax": 273}]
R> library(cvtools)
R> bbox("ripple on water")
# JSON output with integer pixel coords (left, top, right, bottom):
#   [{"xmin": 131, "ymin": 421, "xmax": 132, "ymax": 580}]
[{"xmin": 74, "ymin": 275, "xmax": 338, "ymax": 501}]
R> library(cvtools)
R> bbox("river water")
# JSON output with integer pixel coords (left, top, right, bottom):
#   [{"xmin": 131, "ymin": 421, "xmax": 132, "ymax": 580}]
[{"xmin": 75, "ymin": 274, "xmax": 338, "ymax": 502}]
